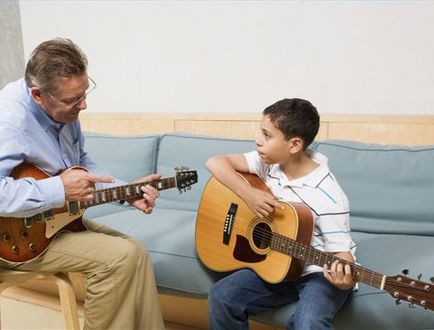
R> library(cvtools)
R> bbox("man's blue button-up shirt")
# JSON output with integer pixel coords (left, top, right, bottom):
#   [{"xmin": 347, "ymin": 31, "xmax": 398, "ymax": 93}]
[{"xmin": 0, "ymin": 78, "xmax": 112, "ymax": 217}]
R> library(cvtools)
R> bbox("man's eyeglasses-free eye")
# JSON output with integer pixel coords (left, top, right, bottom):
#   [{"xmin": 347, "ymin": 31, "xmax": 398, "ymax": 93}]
[{"xmin": 45, "ymin": 76, "xmax": 97, "ymax": 109}]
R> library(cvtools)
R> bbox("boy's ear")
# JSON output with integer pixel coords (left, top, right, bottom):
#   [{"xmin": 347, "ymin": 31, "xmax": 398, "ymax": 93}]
[{"xmin": 288, "ymin": 137, "xmax": 304, "ymax": 154}]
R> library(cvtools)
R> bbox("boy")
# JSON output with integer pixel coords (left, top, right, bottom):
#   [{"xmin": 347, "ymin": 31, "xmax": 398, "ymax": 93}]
[{"xmin": 206, "ymin": 98, "xmax": 355, "ymax": 330}]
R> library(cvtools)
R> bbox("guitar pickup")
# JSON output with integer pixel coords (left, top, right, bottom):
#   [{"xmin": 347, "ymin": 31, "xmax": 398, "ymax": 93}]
[
  {"xmin": 43, "ymin": 210, "xmax": 54, "ymax": 220},
  {"xmin": 68, "ymin": 201, "xmax": 80, "ymax": 215},
  {"xmin": 223, "ymin": 203, "xmax": 237, "ymax": 245}
]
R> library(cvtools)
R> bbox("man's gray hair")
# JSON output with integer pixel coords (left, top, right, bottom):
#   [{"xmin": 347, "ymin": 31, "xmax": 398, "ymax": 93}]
[{"xmin": 25, "ymin": 38, "xmax": 88, "ymax": 93}]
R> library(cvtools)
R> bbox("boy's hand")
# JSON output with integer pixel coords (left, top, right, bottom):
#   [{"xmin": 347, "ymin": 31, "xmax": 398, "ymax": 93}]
[
  {"xmin": 244, "ymin": 187, "xmax": 284, "ymax": 218},
  {"xmin": 323, "ymin": 259, "xmax": 354, "ymax": 290}
]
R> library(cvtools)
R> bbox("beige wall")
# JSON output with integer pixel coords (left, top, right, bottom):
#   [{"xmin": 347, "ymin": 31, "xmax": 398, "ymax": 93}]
[{"xmin": 80, "ymin": 113, "xmax": 434, "ymax": 146}]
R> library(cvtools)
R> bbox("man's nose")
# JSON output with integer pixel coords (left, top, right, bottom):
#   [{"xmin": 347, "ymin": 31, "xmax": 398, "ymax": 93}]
[{"xmin": 77, "ymin": 98, "xmax": 87, "ymax": 110}]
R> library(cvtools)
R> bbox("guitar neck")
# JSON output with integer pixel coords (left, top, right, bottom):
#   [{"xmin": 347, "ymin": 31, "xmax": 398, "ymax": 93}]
[
  {"xmin": 80, "ymin": 177, "xmax": 176, "ymax": 209},
  {"xmin": 271, "ymin": 232, "xmax": 385, "ymax": 289}
]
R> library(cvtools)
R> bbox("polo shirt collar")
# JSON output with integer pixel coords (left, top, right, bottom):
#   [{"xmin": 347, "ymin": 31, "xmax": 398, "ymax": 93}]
[{"xmin": 269, "ymin": 150, "xmax": 330, "ymax": 188}]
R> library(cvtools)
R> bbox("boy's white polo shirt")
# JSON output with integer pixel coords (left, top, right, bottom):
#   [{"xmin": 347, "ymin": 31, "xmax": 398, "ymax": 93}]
[{"xmin": 244, "ymin": 150, "xmax": 356, "ymax": 276}]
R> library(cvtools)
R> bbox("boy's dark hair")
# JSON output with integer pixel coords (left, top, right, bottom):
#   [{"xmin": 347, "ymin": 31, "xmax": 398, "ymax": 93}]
[{"xmin": 263, "ymin": 98, "xmax": 319, "ymax": 150}]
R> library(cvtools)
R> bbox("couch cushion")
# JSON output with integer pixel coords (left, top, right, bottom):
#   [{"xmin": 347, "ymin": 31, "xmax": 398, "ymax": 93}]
[
  {"xmin": 155, "ymin": 133, "xmax": 256, "ymax": 211},
  {"xmin": 253, "ymin": 231, "xmax": 434, "ymax": 328},
  {"xmin": 84, "ymin": 133, "xmax": 160, "ymax": 183},
  {"xmin": 92, "ymin": 208, "xmax": 223, "ymax": 297},
  {"xmin": 314, "ymin": 140, "xmax": 434, "ymax": 235}
]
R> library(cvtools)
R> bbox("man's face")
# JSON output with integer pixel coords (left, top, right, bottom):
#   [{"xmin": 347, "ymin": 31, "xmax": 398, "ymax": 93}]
[{"xmin": 32, "ymin": 74, "xmax": 91, "ymax": 124}]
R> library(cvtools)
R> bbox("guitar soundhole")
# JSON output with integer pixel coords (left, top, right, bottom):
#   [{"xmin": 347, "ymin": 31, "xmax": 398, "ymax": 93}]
[{"xmin": 252, "ymin": 222, "xmax": 272, "ymax": 250}]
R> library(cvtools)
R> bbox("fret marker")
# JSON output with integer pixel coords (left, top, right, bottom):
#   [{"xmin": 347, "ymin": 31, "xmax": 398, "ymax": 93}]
[
  {"xmin": 157, "ymin": 182, "xmax": 163, "ymax": 190},
  {"xmin": 380, "ymin": 276, "xmax": 387, "ymax": 290}
]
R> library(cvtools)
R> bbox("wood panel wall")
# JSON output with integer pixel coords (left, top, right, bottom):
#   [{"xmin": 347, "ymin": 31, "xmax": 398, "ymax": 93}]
[{"xmin": 80, "ymin": 113, "xmax": 434, "ymax": 146}]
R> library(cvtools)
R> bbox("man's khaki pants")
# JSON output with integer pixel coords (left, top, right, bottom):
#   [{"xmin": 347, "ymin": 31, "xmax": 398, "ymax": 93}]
[{"xmin": 1, "ymin": 219, "xmax": 164, "ymax": 330}]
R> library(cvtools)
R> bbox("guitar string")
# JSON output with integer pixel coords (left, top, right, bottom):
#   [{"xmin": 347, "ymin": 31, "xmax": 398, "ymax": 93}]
[
  {"xmin": 213, "ymin": 220, "xmax": 387, "ymax": 287},
  {"xmin": 214, "ymin": 221, "xmax": 434, "ymax": 299}
]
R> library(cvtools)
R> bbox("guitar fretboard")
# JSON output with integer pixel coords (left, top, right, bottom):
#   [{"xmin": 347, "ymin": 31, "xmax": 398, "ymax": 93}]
[
  {"xmin": 270, "ymin": 232, "xmax": 384, "ymax": 288},
  {"xmin": 80, "ymin": 177, "xmax": 176, "ymax": 209}
]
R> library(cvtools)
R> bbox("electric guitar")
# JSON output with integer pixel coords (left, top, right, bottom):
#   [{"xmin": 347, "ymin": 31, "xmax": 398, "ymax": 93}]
[
  {"xmin": 0, "ymin": 163, "xmax": 198, "ymax": 264},
  {"xmin": 195, "ymin": 172, "xmax": 434, "ymax": 312}
]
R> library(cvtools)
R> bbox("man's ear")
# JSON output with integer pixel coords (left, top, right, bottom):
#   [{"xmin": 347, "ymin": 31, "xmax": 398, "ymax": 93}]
[
  {"xmin": 30, "ymin": 87, "xmax": 43, "ymax": 106},
  {"xmin": 288, "ymin": 137, "xmax": 304, "ymax": 154}
]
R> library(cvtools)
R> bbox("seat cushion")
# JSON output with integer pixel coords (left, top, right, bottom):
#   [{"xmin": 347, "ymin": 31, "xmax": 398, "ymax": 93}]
[
  {"xmin": 92, "ymin": 207, "xmax": 223, "ymax": 297},
  {"xmin": 253, "ymin": 231, "xmax": 434, "ymax": 329}
]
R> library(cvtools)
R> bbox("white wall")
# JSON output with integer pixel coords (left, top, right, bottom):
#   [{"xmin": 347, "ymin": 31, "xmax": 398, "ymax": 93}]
[{"xmin": 19, "ymin": 1, "xmax": 434, "ymax": 114}]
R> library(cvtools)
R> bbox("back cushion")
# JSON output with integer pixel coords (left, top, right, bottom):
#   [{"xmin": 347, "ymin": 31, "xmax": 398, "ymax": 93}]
[
  {"xmin": 314, "ymin": 140, "xmax": 434, "ymax": 235},
  {"xmin": 156, "ymin": 133, "xmax": 256, "ymax": 211},
  {"xmin": 84, "ymin": 133, "xmax": 160, "ymax": 183}
]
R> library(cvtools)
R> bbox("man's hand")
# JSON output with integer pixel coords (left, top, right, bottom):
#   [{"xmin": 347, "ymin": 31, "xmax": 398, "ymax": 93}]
[
  {"xmin": 323, "ymin": 252, "xmax": 355, "ymax": 290},
  {"xmin": 60, "ymin": 168, "xmax": 113, "ymax": 201},
  {"xmin": 128, "ymin": 174, "xmax": 161, "ymax": 214},
  {"xmin": 243, "ymin": 187, "xmax": 284, "ymax": 218}
]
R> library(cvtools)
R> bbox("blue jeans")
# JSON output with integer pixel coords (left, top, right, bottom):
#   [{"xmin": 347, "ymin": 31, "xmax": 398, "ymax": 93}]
[{"xmin": 208, "ymin": 269, "xmax": 351, "ymax": 330}]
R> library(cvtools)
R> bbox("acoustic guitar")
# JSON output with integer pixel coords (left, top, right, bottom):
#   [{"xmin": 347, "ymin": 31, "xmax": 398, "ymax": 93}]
[
  {"xmin": 1, "ymin": 163, "xmax": 198, "ymax": 264},
  {"xmin": 195, "ymin": 172, "xmax": 434, "ymax": 311}
]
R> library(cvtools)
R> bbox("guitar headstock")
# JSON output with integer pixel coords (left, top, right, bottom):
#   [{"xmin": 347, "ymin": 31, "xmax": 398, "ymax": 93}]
[
  {"xmin": 384, "ymin": 273, "xmax": 434, "ymax": 311},
  {"xmin": 174, "ymin": 167, "xmax": 198, "ymax": 193}
]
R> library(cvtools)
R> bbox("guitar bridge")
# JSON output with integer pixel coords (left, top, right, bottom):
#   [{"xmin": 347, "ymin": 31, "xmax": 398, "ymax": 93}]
[{"xmin": 223, "ymin": 203, "xmax": 237, "ymax": 245}]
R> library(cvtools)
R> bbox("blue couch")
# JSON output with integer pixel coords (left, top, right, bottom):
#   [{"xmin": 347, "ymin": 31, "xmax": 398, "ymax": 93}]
[{"xmin": 83, "ymin": 132, "xmax": 434, "ymax": 329}]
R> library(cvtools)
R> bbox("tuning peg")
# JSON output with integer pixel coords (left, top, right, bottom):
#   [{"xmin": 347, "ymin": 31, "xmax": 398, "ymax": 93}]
[
  {"xmin": 395, "ymin": 299, "xmax": 401, "ymax": 305},
  {"xmin": 408, "ymin": 303, "xmax": 415, "ymax": 308},
  {"xmin": 402, "ymin": 269, "xmax": 409, "ymax": 276},
  {"xmin": 430, "ymin": 276, "xmax": 434, "ymax": 283},
  {"xmin": 417, "ymin": 274, "xmax": 422, "ymax": 280},
  {"xmin": 187, "ymin": 186, "xmax": 191, "ymax": 190}
]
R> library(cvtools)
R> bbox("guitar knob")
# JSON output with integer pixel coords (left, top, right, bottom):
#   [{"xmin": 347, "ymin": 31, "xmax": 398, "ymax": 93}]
[
  {"xmin": 2, "ymin": 233, "xmax": 11, "ymax": 242},
  {"xmin": 12, "ymin": 245, "xmax": 20, "ymax": 254},
  {"xmin": 20, "ymin": 230, "xmax": 30, "ymax": 239},
  {"xmin": 28, "ymin": 243, "xmax": 36, "ymax": 252}
]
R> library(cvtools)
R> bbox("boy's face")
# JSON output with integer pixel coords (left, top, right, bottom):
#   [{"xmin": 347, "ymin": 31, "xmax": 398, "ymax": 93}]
[{"xmin": 255, "ymin": 115, "xmax": 302, "ymax": 164}]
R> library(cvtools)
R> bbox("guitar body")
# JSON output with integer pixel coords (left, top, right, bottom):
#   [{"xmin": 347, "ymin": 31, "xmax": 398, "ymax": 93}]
[
  {"xmin": 195, "ymin": 172, "xmax": 314, "ymax": 283},
  {"xmin": 0, "ymin": 163, "xmax": 86, "ymax": 264},
  {"xmin": 1, "ymin": 162, "xmax": 198, "ymax": 264}
]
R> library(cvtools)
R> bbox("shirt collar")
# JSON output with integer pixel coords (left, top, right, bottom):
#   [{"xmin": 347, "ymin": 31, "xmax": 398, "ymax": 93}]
[{"xmin": 269, "ymin": 150, "xmax": 330, "ymax": 188}]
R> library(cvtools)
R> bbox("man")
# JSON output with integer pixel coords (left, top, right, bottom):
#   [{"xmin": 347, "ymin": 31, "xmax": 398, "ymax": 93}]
[{"xmin": 0, "ymin": 38, "xmax": 164, "ymax": 329}]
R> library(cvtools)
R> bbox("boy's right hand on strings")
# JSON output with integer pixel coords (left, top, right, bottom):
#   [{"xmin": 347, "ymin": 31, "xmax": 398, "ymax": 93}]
[
  {"xmin": 244, "ymin": 187, "xmax": 284, "ymax": 218},
  {"xmin": 60, "ymin": 168, "xmax": 114, "ymax": 201}
]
